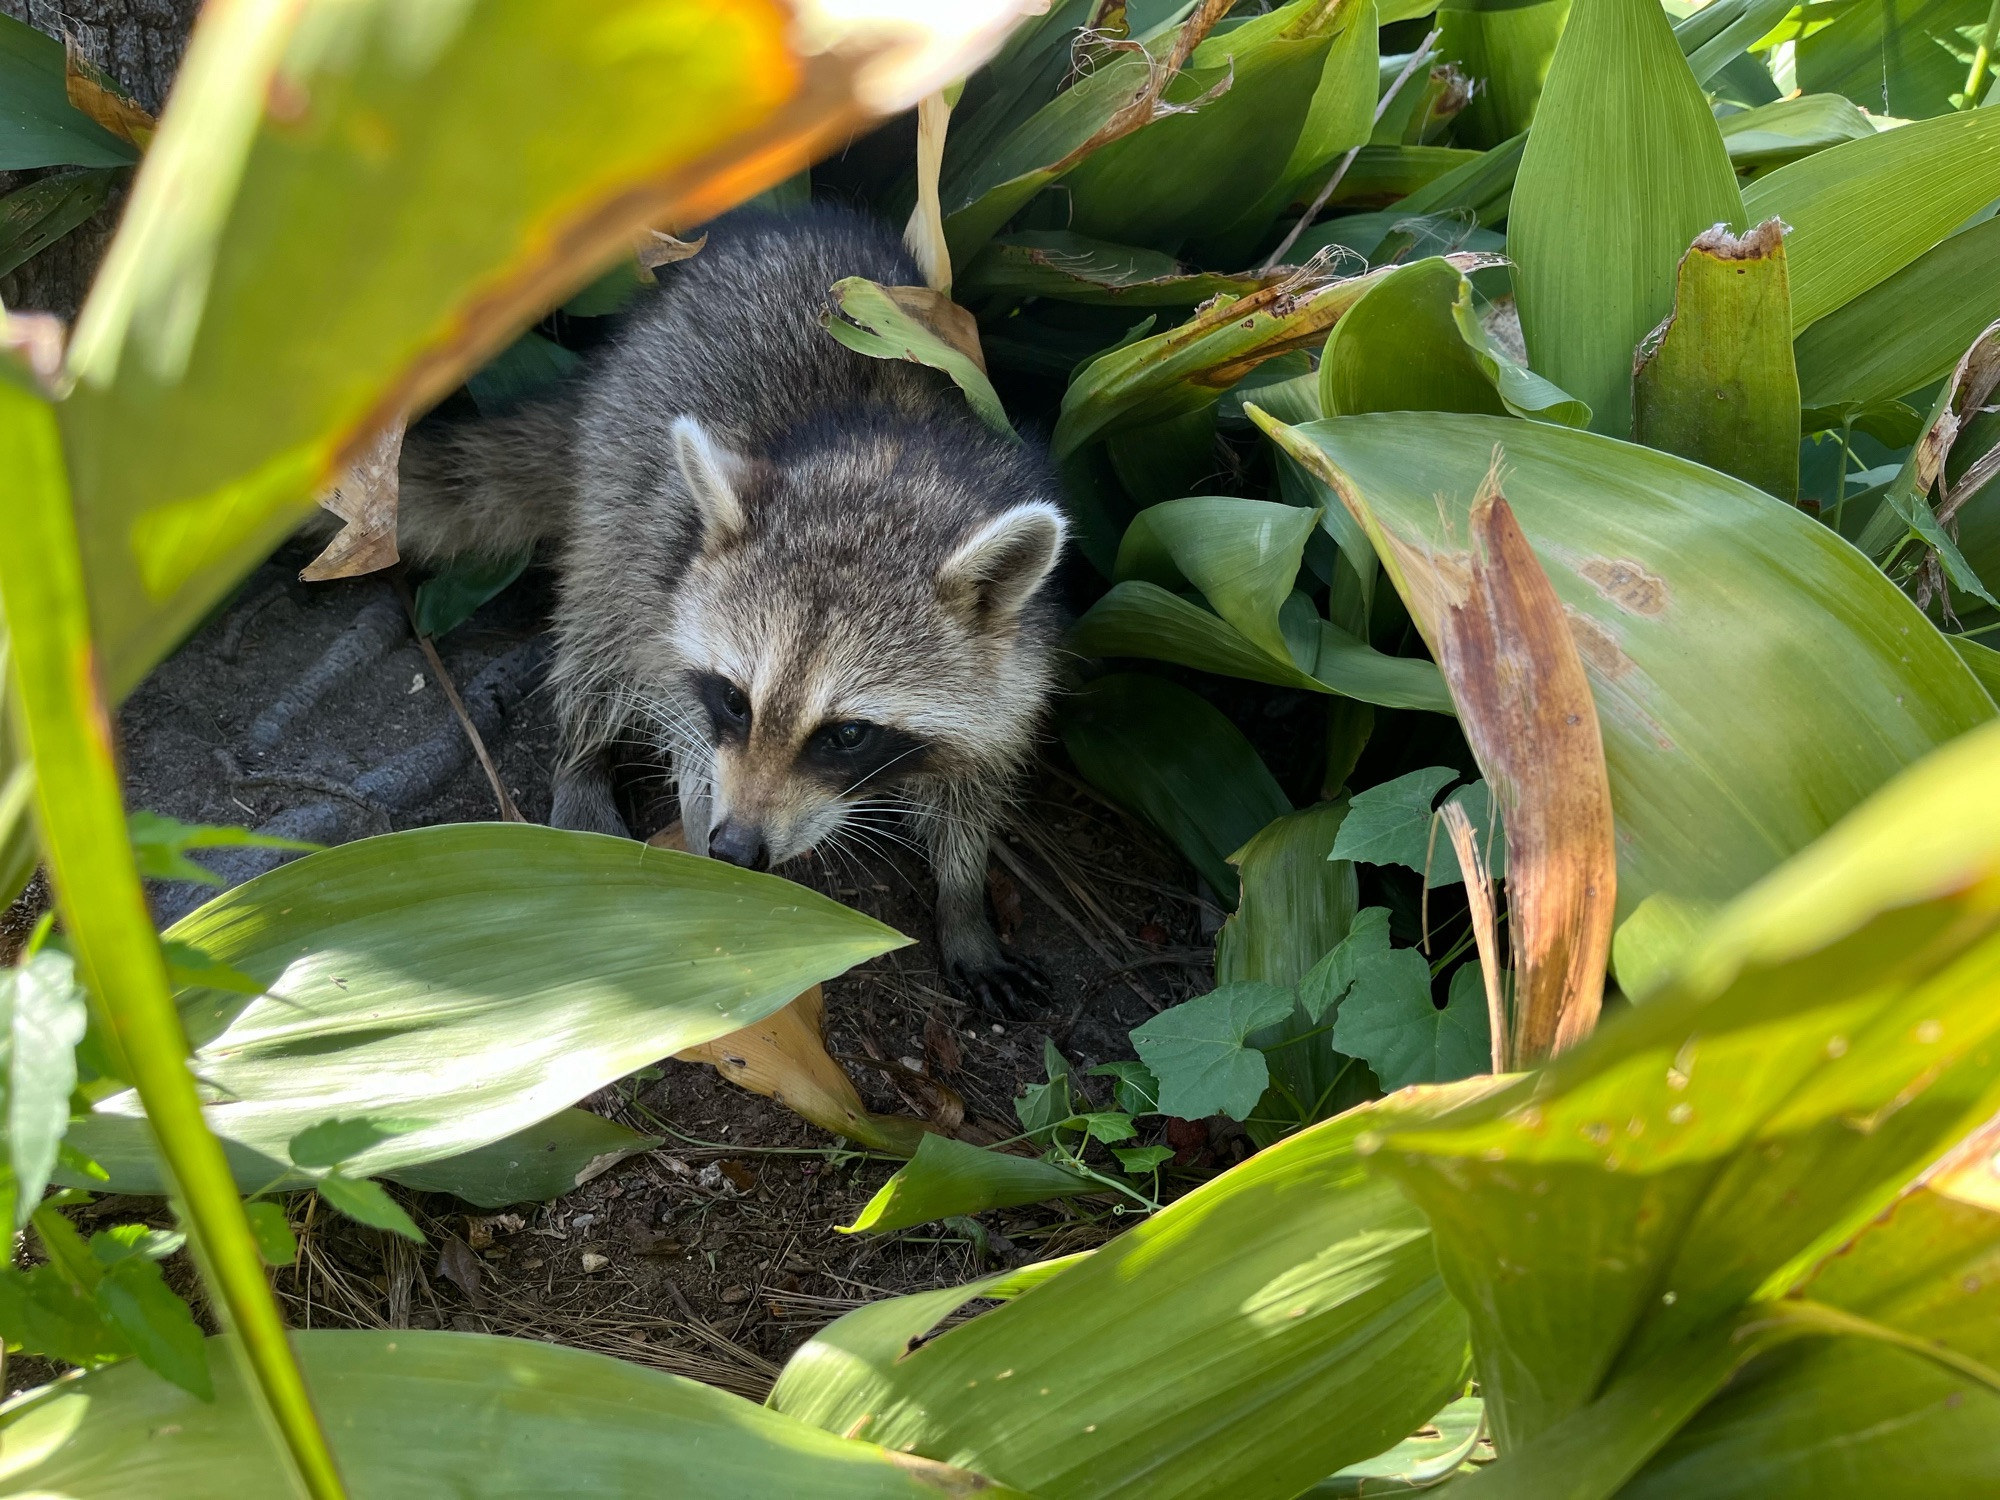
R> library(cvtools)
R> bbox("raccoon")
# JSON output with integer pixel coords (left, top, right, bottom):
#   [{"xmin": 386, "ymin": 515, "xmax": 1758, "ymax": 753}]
[{"xmin": 392, "ymin": 205, "xmax": 1067, "ymax": 1016}]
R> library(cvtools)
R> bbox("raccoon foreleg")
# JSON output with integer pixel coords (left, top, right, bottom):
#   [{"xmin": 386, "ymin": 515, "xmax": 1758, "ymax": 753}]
[
  {"xmin": 925, "ymin": 789, "xmax": 1046, "ymax": 1020},
  {"xmin": 549, "ymin": 748, "xmax": 629, "ymax": 838}
]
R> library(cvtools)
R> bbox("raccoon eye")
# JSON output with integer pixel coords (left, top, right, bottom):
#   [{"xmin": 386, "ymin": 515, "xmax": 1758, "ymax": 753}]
[
  {"xmin": 826, "ymin": 721, "xmax": 871, "ymax": 751},
  {"xmin": 719, "ymin": 683, "xmax": 751, "ymax": 721}
]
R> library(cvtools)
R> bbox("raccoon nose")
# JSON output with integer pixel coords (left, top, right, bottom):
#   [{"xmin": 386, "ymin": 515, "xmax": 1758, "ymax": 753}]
[{"xmin": 708, "ymin": 818, "xmax": 770, "ymax": 873}]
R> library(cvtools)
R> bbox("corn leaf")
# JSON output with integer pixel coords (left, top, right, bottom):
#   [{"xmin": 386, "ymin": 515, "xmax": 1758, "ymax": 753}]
[
  {"xmin": 1507, "ymin": 0, "xmax": 1745, "ymax": 436},
  {"xmin": 0, "ymin": 1329, "xmax": 1029, "ymax": 1498},
  {"xmin": 1374, "ymin": 715, "xmax": 2000, "ymax": 1450},
  {"xmin": 1742, "ymin": 107, "xmax": 2000, "ymax": 333},
  {"xmin": 1797, "ymin": 0, "xmax": 1992, "ymax": 118},
  {"xmin": 822, "ymin": 277, "xmax": 1016, "ymax": 440},
  {"xmin": 1257, "ymin": 411, "xmax": 1994, "ymax": 917},
  {"xmin": 64, "ymin": 824, "xmax": 906, "ymax": 1189},
  {"xmin": 1717, "ymin": 93, "xmax": 1876, "ymax": 170},
  {"xmin": 1059, "ymin": 674, "xmax": 1291, "ymax": 904},
  {"xmin": 772, "ymin": 1091, "xmax": 1481, "ymax": 1500},
  {"xmin": 0, "ymin": 14, "xmax": 138, "ymax": 169},
  {"xmin": 1436, "ymin": 0, "xmax": 1570, "ymax": 148},
  {"xmin": 956, "ymin": 231, "xmax": 1282, "ymax": 307},
  {"xmin": 1631, "ymin": 220, "xmax": 1800, "ymax": 500},
  {"xmin": 1318, "ymin": 257, "xmax": 1588, "ymax": 426},
  {"xmin": 1795, "ymin": 216, "xmax": 2000, "ymax": 414},
  {"xmin": 0, "ymin": 167, "xmax": 123, "ymax": 280}
]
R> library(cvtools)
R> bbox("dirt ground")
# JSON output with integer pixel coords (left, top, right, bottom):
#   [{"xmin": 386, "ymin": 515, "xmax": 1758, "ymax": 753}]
[{"xmin": 4, "ymin": 542, "xmax": 1237, "ymax": 1396}]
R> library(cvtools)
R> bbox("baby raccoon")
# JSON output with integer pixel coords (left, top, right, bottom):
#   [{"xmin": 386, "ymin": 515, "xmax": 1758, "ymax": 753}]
[{"xmin": 391, "ymin": 205, "xmax": 1067, "ymax": 1015}]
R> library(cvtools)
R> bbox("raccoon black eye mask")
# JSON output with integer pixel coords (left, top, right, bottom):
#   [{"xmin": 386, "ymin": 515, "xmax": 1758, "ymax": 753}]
[{"xmin": 386, "ymin": 203, "xmax": 1067, "ymax": 1018}]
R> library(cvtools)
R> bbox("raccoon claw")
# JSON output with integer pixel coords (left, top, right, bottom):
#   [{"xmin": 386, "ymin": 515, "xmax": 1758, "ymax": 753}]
[{"xmin": 951, "ymin": 953, "xmax": 1049, "ymax": 1020}]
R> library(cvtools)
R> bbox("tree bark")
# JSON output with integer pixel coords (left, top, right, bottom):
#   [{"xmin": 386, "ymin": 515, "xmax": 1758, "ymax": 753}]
[{"xmin": 0, "ymin": 0, "xmax": 201, "ymax": 317}]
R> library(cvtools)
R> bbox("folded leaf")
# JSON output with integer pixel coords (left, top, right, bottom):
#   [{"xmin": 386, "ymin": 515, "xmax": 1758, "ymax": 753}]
[
  {"xmin": 842, "ymin": 1134, "xmax": 1095, "ymax": 1234},
  {"xmin": 823, "ymin": 277, "xmax": 1016, "ymax": 441}
]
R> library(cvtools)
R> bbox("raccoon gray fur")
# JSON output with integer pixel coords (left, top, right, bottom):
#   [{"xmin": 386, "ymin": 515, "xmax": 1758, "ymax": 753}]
[{"xmin": 393, "ymin": 205, "xmax": 1067, "ymax": 1016}]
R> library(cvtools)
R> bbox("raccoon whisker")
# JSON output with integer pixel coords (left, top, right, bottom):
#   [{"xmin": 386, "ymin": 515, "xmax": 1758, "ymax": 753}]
[
  {"xmin": 841, "ymin": 812, "xmax": 927, "ymax": 860},
  {"xmin": 836, "ymin": 743, "xmax": 930, "ymax": 799},
  {"xmin": 821, "ymin": 821, "xmax": 925, "ymax": 899}
]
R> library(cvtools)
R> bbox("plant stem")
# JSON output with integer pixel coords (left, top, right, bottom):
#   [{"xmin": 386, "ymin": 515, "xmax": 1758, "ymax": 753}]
[
  {"xmin": 1963, "ymin": 0, "xmax": 2000, "ymax": 107},
  {"xmin": 0, "ymin": 383, "xmax": 346, "ymax": 1499}
]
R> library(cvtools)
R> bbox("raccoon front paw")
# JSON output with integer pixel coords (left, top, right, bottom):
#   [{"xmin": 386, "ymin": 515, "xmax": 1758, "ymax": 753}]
[{"xmin": 948, "ymin": 952, "xmax": 1049, "ymax": 1021}]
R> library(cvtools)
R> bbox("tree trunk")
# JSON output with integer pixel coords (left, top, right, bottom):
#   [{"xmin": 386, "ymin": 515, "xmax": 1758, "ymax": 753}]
[{"xmin": 0, "ymin": 0, "xmax": 201, "ymax": 317}]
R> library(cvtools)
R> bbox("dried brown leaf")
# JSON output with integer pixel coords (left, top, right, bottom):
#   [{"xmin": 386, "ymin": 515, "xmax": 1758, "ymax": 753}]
[
  {"xmin": 903, "ymin": 90, "xmax": 953, "ymax": 292},
  {"xmin": 1394, "ymin": 470, "xmax": 1617, "ymax": 1064},
  {"xmin": 435, "ymin": 1235, "xmax": 487, "ymax": 1310},
  {"xmin": 301, "ymin": 415, "xmax": 405, "ymax": 581},
  {"xmin": 632, "ymin": 228, "xmax": 707, "ymax": 272},
  {"xmin": 63, "ymin": 36, "xmax": 156, "ymax": 148}
]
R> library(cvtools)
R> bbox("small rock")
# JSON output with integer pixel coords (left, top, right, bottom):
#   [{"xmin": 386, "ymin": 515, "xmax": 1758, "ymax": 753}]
[
  {"xmin": 408, "ymin": 673, "xmax": 425, "ymax": 694},
  {"xmin": 580, "ymin": 1251, "xmax": 610, "ymax": 1273},
  {"xmin": 1137, "ymin": 922, "xmax": 1169, "ymax": 945},
  {"xmin": 719, "ymin": 1284, "xmax": 751, "ymax": 1304}
]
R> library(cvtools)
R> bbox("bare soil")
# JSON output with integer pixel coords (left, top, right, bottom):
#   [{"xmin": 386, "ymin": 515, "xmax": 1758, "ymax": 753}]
[{"xmin": 5, "ymin": 545, "xmax": 1231, "ymax": 1395}]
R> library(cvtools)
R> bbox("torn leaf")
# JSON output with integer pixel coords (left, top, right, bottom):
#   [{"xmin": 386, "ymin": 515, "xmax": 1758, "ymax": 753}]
[{"xmin": 302, "ymin": 415, "xmax": 406, "ymax": 582}]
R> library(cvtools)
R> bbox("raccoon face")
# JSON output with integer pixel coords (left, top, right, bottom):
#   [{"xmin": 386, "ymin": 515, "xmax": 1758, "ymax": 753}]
[{"xmin": 660, "ymin": 415, "xmax": 1064, "ymax": 870}]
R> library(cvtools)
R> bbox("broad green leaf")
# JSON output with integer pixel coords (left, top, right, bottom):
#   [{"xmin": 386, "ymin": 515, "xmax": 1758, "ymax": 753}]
[
  {"xmin": 0, "ymin": 1263, "xmax": 125, "ymax": 1369},
  {"xmin": 0, "ymin": 949, "xmax": 88, "ymax": 1225},
  {"xmin": 126, "ymin": 809, "xmax": 317, "ymax": 886},
  {"xmin": 56, "ymin": 0, "xmax": 999, "ymax": 701},
  {"xmin": 842, "ymin": 1134, "xmax": 1095, "ymax": 1234},
  {"xmin": 462, "ymin": 329, "xmax": 581, "ymax": 417},
  {"xmin": 1318, "ymin": 257, "xmax": 1588, "ymax": 427},
  {"xmin": 1131, "ymin": 981, "xmax": 1298, "ymax": 1120},
  {"xmin": 772, "ymin": 1095, "xmax": 1479, "ymax": 1500},
  {"xmin": 242, "ymin": 1202, "xmax": 297, "ymax": 1268},
  {"xmin": 1217, "ymin": 802, "xmax": 1368, "ymax": 1142},
  {"xmin": 1795, "ymin": 217, "xmax": 2000, "ymax": 413},
  {"xmin": 822, "ymin": 278, "xmax": 1017, "ymax": 441},
  {"xmin": 0, "ymin": 167, "xmax": 124, "ymax": 280},
  {"xmin": 88, "ymin": 1224, "xmax": 186, "ymax": 1269},
  {"xmin": 382, "ymin": 1108, "xmax": 662, "ymax": 1209},
  {"xmin": 1259, "ymin": 411, "xmax": 1994, "ymax": 916},
  {"xmin": 1742, "ymin": 107, "xmax": 2000, "ymax": 332},
  {"xmin": 0, "ymin": 15, "xmax": 139, "ymax": 169},
  {"xmin": 0, "ymin": 1328, "xmax": 1030, "ymax": 1498},
  {"xmin": 66, "ymin": 824, "xmax": 905, "ymax": 1188},
  {"xmin": 314, "ymin": 1171, "xmax": 424, "ymax": 1243},
  {"xmin": 93, "ymin": 1254, "xmax": 213, "ymax": 1402},
  {"xmin": 1951, "ymin": 635, "xmax": 2000, "ymax": 705},
  {"xmin": 1327, "ymin": 768, "xmax": 1460, "ymax": 874},
  {"xmin": 1436, "ymin": 0, "xmax": 1569, "ymax": 148},
  {"xmin": 1631, "ymin": 220, "xmax": 1801, "ymax": 501},
  {"xmin": 1374, "ymin": 715, "xmax": 2000, "ymax": 1448},
  {"xmin": 160, "ymin": 940, "xmax": 265, "ymax": 999},
  {"xmin": 287, "ymin": 1117, "xmax": 419, "ymax": 1170},
  {"xmin": 411, "ymin": 547, "xmax": 532, "ymax": 640},
  {"xmin": 1508, "ymin": 0, "xmax": 1745, "ymax": 436},
  {"xmin": 1015, "ymin": 1038, "xmax": 1079, "ymax": 1139},
  {"xmin": 1063, "ymin": 0, "xmax": 1374, "ymax": 259},
  {"xmin": 1608, "ymin": 892, "xmax": 1716, "ymax": 1003},
  {"xmin": 956, "ymin": 231, "xmax": 1279, "ymax": 307},
  {"xmin": 1112, "ymin": 1144, "xmax": 1174, "ymax": 1174},
  {"xmin": 1797, "ymin": 0, "xmax": 1991, "ymax": 118},
  {"xmin": 1059, "ymin": 674, "xmax": 1291, "ymax": 904},
  {"xmin": 1331, "ymin": 957, "xmax": 1492, "ymax": 1090},
  {"xmin": 1310, "ymin": 1393, "xmax": 1486, "ymax": 1494},
  {"xmin": 1089, "ymin": 1061, "xmax": 1164, "ymax": 1117},
  {"xmin": 1716, "ymin": 92, "xmax": 1876, "ymax": 170},
  {"xmin": 1114, "ymin": 495, "xmax": 1320, "ymax": 663},
  {"xmin": 1071, "ymin": 580, "xmax": 1455, "ymax": 712}
]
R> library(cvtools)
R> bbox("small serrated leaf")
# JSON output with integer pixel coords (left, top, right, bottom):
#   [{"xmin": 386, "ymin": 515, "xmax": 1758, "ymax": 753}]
[
  {"xmin": 316, "ymin": 1170, "xmax": 424, "ymax": 1243},
  {"xmin": 244, "ymin": 1201, "xmax": 297, "ymax": 1267},
  {"xmin": 1078, "ymin": 1112, "xmax": 1138, "ymax": 1145},
  {"xmin": 94, "ymin": 1254, "xmax": 213, "ymax": 1399},
  {"xmin": 288, "ymin": 1115, "xmax": 421, "ymax": 1170},
  {"xmin": 1130, "ymin": 981, "xmax": 1297, "ymax": 1122},
  {"xmin": 1111, "ymin": 1144, "xmax": 1175, "ymax": 1174},
  {"xmin": 1088, "ymin": 1060, "xmax": 1163, "ymax": 1117}
]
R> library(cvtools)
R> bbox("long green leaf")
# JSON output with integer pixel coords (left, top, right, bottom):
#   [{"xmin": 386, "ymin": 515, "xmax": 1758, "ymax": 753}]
[
  {"xmin": 1436, "ymin": 0, "xmax": 1570, "ymax": 148},
  {"xmin": 0, "ymin": 1329, "xmax": 1028, "ymax": 1498},
  {"xmin": 842, "ymin": 1134, "xmax": 1095, "ymax": 1234},
  {"xmin": 1631, "ymin": 220, "xmax": 1800, "ymax": 500},
  {"xmin": 1373, "ymin": 715, "xmax": 2000, "ymax": 1448},
  {"xmin": 1507, "ymin": 0, "xmax": 1745, "ymax": 436},
  {"xmin": 1742, "ymin": 106, "xmax": 2000, "ymax": 332},
  {"xmin": 956, "ymin": 231, "xmax": 1280, "ymax": 308},
  {"xmin": 0, "ymin": 167, "xmax": 124, "ymax": 280},
  {"xmin": 0, "ymin": 370, "xmax": 344, "ymax": 1496},
  {"xmin": 1794, "ymin": 215, "xmax": 2000, "ymax": 413},
  {"xmin": 823, "ymin": 278, "xmax": 1017, "ymax": 441},
  {"xmin": 771, "ymin": 1092, "xmax": 1481, "ymax": 1500},
  {"xmin": 65, "ymin": 825, "xmax": 904, "ymax": 1188},
  {"xmin": 1716, "ymin": 92, "xmax": 1876, "ymax": 170},
  {"xmin": 1257, "ymin": 410, "xmax": 1994, "ymax": 916},
  {"xmin": 1797, "ymin": 0, "xmax": 1991, "ymax": 118}
]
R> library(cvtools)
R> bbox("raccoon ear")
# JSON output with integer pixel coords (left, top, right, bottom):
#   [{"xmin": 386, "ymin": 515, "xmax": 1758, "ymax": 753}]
[
  {"xmin": 937, "ymin": 501, "xmax": 1066, "ymax": 631},
  {"xmin": 672, "ymin": 414, "xmax": 750, "ymax": 547}
]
